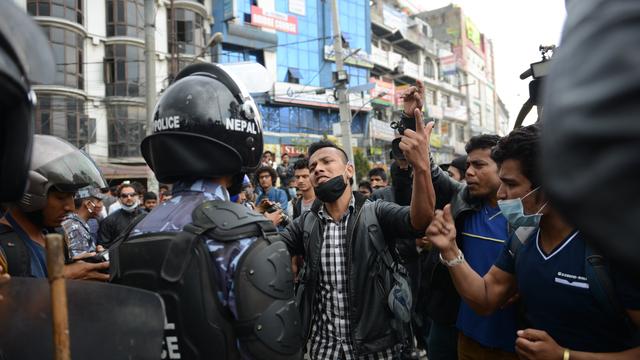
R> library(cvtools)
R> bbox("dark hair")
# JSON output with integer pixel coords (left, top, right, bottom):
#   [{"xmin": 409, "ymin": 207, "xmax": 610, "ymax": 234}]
[
  {"xmin": 255, "ymin": 166, "xmax": 277, "ymax": 186},
  {"xmin": 358, "ymin": 180, "xmax": 372, "ymax": 193},
  {"xmin": 491, "ymin": 124, "xmax": 541, "ymax": 187},
  {"xmin": 143, "ymin": 191, "xmax": 158, "ymax": 201},
  {"xmin": 117, "ymin": 183, "xmax": 136, "ymax": 196},
  {"xmin": 281, "ymin": 153, "xmax": 289, "ymax": 159},
  {"xmin": 307, "ymin": 140, "xmax": 348, "ymax": 163},
  {"xmin": 465, "ymin": 134, "xmax": 501, "ymax": 154},
  {"xmin": 159, "ymin": 184, "xmax": 169, "ymax": 192},
  {"xmin": 293, "ymin": 158, "xmax": 309, "ymax": 171},
  {"xmin": 368, "ymin": 167, "xmax": 387, "ymax": 181}
]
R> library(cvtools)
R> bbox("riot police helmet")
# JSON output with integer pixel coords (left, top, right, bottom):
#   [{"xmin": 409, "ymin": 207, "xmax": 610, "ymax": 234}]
[
  {"xmin": 141, "ymin": 62, "xmax": 264, "ymax": 184},
  {"xmin": 19, "ymin": 135, "xmax": 107, "ymax": 212},
  {"xmin": 0, "ymin": 1, "xmax": 55, "ymax": 202}
]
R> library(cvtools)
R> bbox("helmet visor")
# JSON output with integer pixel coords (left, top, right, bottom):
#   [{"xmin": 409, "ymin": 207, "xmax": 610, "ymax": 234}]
[{"xmin": 36, "ymin": 150, "xmax": 107, "ymax": 193}]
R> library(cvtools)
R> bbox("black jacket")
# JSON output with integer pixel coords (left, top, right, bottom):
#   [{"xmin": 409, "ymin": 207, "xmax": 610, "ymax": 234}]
[
  {"xmin": 98, "ymin": 208, "xmax": 146, "ymax": 247},
  {"xmin": 279, "ymin": 192, "xmax": 420, "ymax": 356}
]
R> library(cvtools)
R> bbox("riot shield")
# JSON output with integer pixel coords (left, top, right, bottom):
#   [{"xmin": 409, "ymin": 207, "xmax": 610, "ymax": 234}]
[{"xmin": 0, "ymin": 278, "xmax": 165, "ymax": 359}]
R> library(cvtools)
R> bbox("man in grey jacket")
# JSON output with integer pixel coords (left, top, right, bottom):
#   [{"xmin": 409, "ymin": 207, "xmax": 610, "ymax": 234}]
[{"xmin": 279, "ymin": 108, "xmax": 434, "ymax": 359}]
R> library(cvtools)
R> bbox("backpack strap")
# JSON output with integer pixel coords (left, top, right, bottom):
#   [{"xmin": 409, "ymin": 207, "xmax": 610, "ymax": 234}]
[{"xmin": 585, "ymin": 243, "xmax": 637, "ymax": 336}]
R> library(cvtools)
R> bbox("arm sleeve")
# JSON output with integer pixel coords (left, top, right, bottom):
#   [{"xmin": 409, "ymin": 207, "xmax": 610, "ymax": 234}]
[
  {"xmin": 277, "ymin": 214, "xmax": 305, "ymax": 256},
  {"xmin": 376, "ymin": 200, "xmax": 423, "ymax": 240},
  {"xmin": 494, "ymin": 239, "xmax": 516, "ymax": 274}
]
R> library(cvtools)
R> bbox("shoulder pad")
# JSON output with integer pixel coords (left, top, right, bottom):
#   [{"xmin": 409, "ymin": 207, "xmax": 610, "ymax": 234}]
[{"xmin": 190, "ymin": 200, "xmax": 277, "ymax": 241}]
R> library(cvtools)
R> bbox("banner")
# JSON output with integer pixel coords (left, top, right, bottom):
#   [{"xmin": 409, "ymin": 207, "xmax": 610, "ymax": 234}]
[
  {"xmin": 370, "ymin": 77, "xmax": 394, "ymax": 105},
  {"xmin": 251, "ymin": 6, "xmax": 298, "ymax": 34}
]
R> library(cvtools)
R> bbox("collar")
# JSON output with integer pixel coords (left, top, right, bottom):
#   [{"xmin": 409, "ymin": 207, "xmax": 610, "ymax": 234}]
[
  {"xmin": 318, "ymin": 195, "xmax": 355, "ymax": 222},
  {"xmin": 172, "ymin": 179, "xmax": 230, "ymax": 201}
]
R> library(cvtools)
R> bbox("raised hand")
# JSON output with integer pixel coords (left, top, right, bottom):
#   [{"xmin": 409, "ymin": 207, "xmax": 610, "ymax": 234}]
[
  {"xmin": 425, "ymin": 204, "xmax": 458, "ymax": 257},
  {"xmin": 398, "ymin": 108, "xmax": 433, "ymax": 172}
]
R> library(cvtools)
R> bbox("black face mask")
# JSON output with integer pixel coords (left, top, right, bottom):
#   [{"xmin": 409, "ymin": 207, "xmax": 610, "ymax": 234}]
[{"xmin": 314, "ymin": 175, "xmax": 347, "ymax": 203}]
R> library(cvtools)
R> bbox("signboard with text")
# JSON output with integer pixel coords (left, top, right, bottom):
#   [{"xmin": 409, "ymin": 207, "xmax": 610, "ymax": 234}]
[
  {"xmin": 289, "ymin": 0, "xmax": 306, "ymax": 16},
  {"xmin": 251, "ymin": 6, "xmax": 298, "ymax": 34},
  {"xmin": 370, "ymin": 77, "xmax": 394, "ymax": 105}
]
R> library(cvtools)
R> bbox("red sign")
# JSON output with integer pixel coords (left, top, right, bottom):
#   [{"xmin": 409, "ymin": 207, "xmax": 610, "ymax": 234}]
[
  {"xmin": 251, "ymin": 6, "xmax": 298, "ymax": 34},
  {"xmin": 281, "ymin": 144, "xmax": 305, "ymax": 157}
]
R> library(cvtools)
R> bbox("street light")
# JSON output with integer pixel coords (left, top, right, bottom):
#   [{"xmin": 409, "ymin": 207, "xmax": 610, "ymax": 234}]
[{"xmin": 189, "ymin": 32, "xmax": 224, "ymax": 65}]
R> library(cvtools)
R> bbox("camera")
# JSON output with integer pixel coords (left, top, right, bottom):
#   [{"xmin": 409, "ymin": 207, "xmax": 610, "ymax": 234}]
[
  {"xmin": 265, "ymin": 201, "xmax": 290, "ymax": 227},
  {"xmin": 389, "ymin": 111, "xmax": 418, "ymax": 160},
  {"xmin": 514, "ymin": 45, "xmax": 555, "ymax": 128}
]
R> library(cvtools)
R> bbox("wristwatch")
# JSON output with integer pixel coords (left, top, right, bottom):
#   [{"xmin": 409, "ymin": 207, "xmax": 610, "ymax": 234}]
[{"xmin": 439, "ymin": 249, "xmax": 465, "ymax": 267}]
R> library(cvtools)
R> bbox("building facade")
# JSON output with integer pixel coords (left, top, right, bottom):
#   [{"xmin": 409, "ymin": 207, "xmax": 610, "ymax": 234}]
[
  {"xmin": 19, "ymin": 0, "xmax": 213, "ymax": 183},
  {"xmin": 212, "ymin": 0, "xmax": 373, "ymax": 159}
]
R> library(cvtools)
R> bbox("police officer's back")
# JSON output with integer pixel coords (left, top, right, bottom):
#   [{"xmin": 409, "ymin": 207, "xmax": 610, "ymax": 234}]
[{"xmin": 111, "ymin": 63, "xmax": 301, "ymax": 359}]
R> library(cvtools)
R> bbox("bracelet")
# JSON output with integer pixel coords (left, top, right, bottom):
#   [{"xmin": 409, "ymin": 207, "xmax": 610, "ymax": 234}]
[
  {"xmin": 563, "ymin": 348, "xmax": 570, "ymax": 360},
  {"xmin": 439, "ymin": 249, "xmax": 465, "ymax": 267}
]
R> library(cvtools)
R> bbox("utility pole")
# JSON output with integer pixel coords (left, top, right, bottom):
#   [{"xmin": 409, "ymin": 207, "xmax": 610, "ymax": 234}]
[
  {"xmin": 145, "ymin": 0, "xmax": 158, "ymax": 193},
  {"xmin": 330, "ymin": 0, "xmax": 355, "ymax": 172}
]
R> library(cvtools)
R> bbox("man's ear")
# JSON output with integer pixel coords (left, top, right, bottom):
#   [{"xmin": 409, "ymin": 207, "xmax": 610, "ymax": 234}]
[{"xmin": 345, "ymin": 162, "xmax": 355, "ymax": 181}]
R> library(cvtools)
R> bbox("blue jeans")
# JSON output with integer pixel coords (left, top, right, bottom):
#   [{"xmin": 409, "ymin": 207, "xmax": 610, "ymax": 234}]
[{"xmin": 426, "ymin": 318, "xmax": 458, "ymax": 360}]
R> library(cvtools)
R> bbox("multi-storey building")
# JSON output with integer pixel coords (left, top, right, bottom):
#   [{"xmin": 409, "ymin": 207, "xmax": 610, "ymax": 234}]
[
  {"xmin": 417, "ymin": 4, "xmax": 505, "ymax": 138},
  {"xmin": 212, "ymin": 0, "xmax": 374, "ymax": 158},
  {"xmin": 369, "ymin": 0, "xmax": 472, "ymax": 164},
  {"xmin": 19, "ymin": 0, "xmax": 213, "ymax": 183}
]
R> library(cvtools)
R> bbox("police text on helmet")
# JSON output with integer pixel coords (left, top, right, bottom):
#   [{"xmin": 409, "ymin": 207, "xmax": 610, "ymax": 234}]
[
  {"xmin": 154, "ymin": 116, "xmax": 181, "ymax": 132},
  {"xmin": 225, "ymin": 118, "xmax": 257, "ymax": 134}
]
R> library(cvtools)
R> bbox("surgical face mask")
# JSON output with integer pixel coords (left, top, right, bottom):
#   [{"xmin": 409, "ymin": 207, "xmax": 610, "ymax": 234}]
[
  {"xmin": 120, "ymin": 200, "xmax": 139, "ymax": 213},
  {"xmin": 491, "ymin": 187, "xmax": 547, "ymax": 229},
  {"xmin": 314, "ymin": 171, "xmax": 348, "ymax": 203}
]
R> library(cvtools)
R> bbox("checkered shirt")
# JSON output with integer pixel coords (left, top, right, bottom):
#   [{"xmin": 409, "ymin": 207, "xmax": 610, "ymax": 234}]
[{"xmin": 309, "ymin": 197, "xmax": 395, "ymax": 360}]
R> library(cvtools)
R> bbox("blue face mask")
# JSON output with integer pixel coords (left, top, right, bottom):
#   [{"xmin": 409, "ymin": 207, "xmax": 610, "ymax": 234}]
[{"xmin": 491, "ymin": 187, "xmax": 547, "ymax": 230}]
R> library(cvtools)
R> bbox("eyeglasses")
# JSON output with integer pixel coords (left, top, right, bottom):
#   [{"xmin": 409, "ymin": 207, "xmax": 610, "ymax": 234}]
[{"xmin": 120, "ymin": 192, "xmax": 138, "ymax": 199}]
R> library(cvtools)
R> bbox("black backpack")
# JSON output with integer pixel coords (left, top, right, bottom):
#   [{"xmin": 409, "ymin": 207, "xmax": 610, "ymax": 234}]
[{"xmin": 110, "ymin": 200, "xmax": 301, "ymax": 360}]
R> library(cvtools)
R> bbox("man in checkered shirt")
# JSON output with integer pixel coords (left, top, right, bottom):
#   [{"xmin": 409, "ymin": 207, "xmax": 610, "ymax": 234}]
[{"xmin": 280, "ymin": 107, "xmax": 435, "ymax": 359}]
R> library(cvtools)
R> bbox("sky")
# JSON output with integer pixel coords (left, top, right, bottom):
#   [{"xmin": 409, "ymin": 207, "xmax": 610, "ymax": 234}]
[{"xmin": 404, "ymin": 0, "xmax": 567, "ymax": 128}]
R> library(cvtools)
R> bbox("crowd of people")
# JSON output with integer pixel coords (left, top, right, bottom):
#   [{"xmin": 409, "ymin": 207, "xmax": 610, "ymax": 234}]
[{"xmin": 1, "ymin": 1, "xmax": 640, "ymax": 358}]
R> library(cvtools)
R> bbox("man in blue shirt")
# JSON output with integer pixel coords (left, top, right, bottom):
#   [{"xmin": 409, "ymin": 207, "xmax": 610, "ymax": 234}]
[
  {"xmin": 426, "ymin": 125, "xmax": 640, "ymax": 359},
  {"xmin": 402, "ymin": 81, "xmax": 515, "ymax": 359}
]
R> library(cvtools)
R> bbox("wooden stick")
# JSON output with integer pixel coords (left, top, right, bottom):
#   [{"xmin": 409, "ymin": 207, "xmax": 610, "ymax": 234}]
[{"xmin": 46, "ymin": 233, "xmax": 71, "ymax": 360}]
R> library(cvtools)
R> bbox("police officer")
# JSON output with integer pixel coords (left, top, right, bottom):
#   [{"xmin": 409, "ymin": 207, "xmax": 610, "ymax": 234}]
[
  {"xmin": 0, "ymin": 1, "xmax": 55, "ymax": 277},
  {"xmin": 119, "ymin": 62, "xmax": 301, "ymax": 359},
  {"xmin": 0, "ymin": 135, "xmax": 109, "ymax": 280}
]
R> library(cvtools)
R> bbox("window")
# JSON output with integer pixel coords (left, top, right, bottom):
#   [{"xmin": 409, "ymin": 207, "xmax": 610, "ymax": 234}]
[
  {"xmin": 456, "ymin": 124, "xmax": 465, "ymax": 142},
  {"xmin": 167, "ymin": 8, "xmax": 206, "ymax": 55},
  {"xmin": 219, "ymin": 44, "xmax": 264, "ymax": 65},
  {"xmin": 41, "ymin": 25, "xmax": 84, "ymax": 89},
  {"xmin": 104, "ymin": 44, "xmax": 145, "ymax": 97},
  {"xmin": 107, "ymin": 104, "xmax": 146, "ymax": 157},
  {"xmin": 27, "ymin": 0, "xmax": 83, "ymax": 25},
  {"xmin": 426, "ymin": 89, "xmax": 437, "ymax": 106},
  {"xmin": 442, "ymin": 94, "xmax": 451, "ymax": 107},
  {"xmin": 424, "ymin": 58, "xmax": 435, "ymax": 79},
  {"xmin": 106, "ymin": 0, "xmax": 144, "ymax": 38},
  {"xmin": 286, "ymin": 68, "xmax": 303, "ymax": 84},
  {"xmin": 34, "ymin": 94, "xmax": 94, "ymax": 148}
]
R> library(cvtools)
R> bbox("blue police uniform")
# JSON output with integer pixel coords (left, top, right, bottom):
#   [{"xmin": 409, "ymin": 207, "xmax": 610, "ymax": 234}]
[{"xmin": 132, "ymin": 179, "xmax": 254, "ymax": 318}]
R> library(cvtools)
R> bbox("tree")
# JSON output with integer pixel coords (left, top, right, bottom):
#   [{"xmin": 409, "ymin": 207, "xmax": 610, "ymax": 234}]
[{"xmin": 353, "ymin": 148, "xmax": 370, "ymax": 183}]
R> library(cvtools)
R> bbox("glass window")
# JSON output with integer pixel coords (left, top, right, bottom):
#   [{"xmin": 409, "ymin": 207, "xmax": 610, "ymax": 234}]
[
  {"xmin": 104, "ymin": 44, "xmax": 145, "ymax": 97},
  {"xmin": 41, "ymin": 25, "xmax": 84, "ymax": 89},
  {"xmin": 34, "ymin": 94, "xmax": 94, "ymax": 148},
  {"xmin": 168, "ymin": 8, "xmax": 206, "ymax": 55},
  {"xmin": 456, "ymin": 124, "xmax": 465, "ymax": 142},
  {"xmin": 107, "ymin": 104, "xmax": 146, "ymax": 157},
  {"xmin": 219, "ymin": 44, "xmax": 264, "ymax": 65},
  {"xmin": 106, "ymin": 0, "xmax": 144, "ymax": 38},
  {"xmin": 424, "ymin": 58, "xmax": 435, "ymax": 79},
  {"xmin": 27, "ymin": 0, "xmax": 83, "ymax": 25}
]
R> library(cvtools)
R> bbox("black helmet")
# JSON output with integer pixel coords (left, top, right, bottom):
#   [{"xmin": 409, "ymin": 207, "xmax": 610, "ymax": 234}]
[
  {"xmin": 0, "ymin": 2, "xmax": 55, "ymax": 202},
  {"xmin": 141, "ymin": 63, "xmax": 264, "ymax": 184},
  {"xmin": 19, "ymin": 135, "xmax": 107, "ymax": 212}
]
